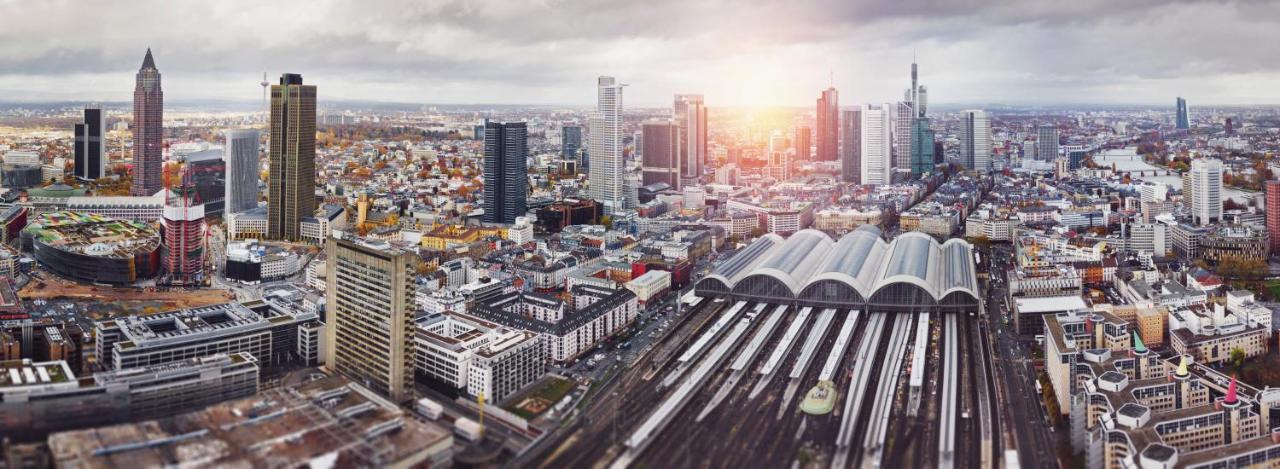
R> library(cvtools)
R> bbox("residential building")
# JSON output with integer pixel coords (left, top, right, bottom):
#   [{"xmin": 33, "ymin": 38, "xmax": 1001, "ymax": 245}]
[
  {"xmin": 325, "ymin": 236, "xmax": 415, "ymax": 402},
  {"xmin": 467, "ymin": 329, "xmax": 545, "ymax": 403},
  {"xmin": 589, "ymin": 76, "xmax": 625, "ymax": 213},
  {"xmin": 482, "ymin": 121, "xmax": 528, "ymax": 224}
]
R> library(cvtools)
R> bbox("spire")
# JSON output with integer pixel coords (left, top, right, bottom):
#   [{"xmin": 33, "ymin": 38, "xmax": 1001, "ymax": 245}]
[
  {"xmin": 142, "ymin": 48, "xmax": 156, "ymax": 69},
  {"xmin": 1132, "ymin": 331, "xmax": 1147, "ymax": 354},
  {"xmin": 1225, "ymin": 375, "xmax": 1239, "ymax": 405},
  {"xmin": 1176, "ymin": 355, "xmax": 1189, "ymax": 378}
]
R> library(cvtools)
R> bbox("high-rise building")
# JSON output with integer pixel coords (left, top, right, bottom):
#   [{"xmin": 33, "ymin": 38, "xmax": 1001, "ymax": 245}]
[
  {"xmin": 859, "ymin": 104, "xmax": 892, "ymax": 186},
  {"xmin": 909, "ymin": 118, "xmax": 935, "ymax": 176},
  {"xmin": 223, "ymin": 129, "xmax": 260, "ymax": 215},
  {"xmin": 815, "ymin": 87, "xmax": 839, "ymax": 162},
  {"xmin": 267, "ymin": 73, "xmax": 317, "ymax": 242},
  {"xmin": 589, "ymin": 76, "xmax": 624, "ymax": 213},
  {"xmin": 561, "ymin": 124, "xmax": 582, "ymax": 162},
  {"xmin": 482, "ymin": 121, "xmax": 528, "ymax": 224},
  {"xmin": 673, "ymin": 94, "xmax": 706, "ymax": 184},
  {"xmin": 793, "ymin": 126, "xmax": 811, "ymax": 162},
  {"xmin": 1036, "ymin": 125, "xmax": 1060, "ymax": 161},
  {"xmin": 131, "ymin": 49, "xmax": 163, "ymax": 196},
  {"xmin": 1190, "ymin": 158, "xmax": 1223, "ymax": 226},
  {"xmin": 1176, "ymin": 97, "xmax": 1190, "ymax": 130},
  {"xmin": 161, "ymin": 170, "xmax": 205, "ymax": 285},
  {"xmin": 1267, "ymin": 181, "xmax": 1280, "ymax": 253},
  {"xmin": 640, "ymin": 120, "xmax": 680, "ymax": 189},
  {"xmin": 74, "ymin": 107, "xmax": 104, "ymax": 181},
  {"xmin": 841, "ymin": 109, "xmax": 861, "ymax": 184},
  {"xmin": 892, "ymin": 101, "xmax": 913, "ymax": 170},
  {"xmin": 959, "ymin": 110, "xmax": 992, "ymax": 172},
  {"xmin": 325, "ymin": 236, "xmax": 415, "ymax": 402},
  {"xmin": 1225, "ymin": 117, "xmax": 1235, "ymax": 135}
]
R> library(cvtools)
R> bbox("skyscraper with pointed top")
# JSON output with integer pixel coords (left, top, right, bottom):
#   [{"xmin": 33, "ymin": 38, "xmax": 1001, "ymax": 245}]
[{"xmin": 131, "ymin": 48, "xmax": 163, "ymax": 196}]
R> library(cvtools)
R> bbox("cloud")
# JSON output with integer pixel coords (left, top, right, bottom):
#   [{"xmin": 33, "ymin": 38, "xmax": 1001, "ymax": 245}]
[{"xmin": 0, "ymin": 0, "xmax": 1276, "ymax": 106}]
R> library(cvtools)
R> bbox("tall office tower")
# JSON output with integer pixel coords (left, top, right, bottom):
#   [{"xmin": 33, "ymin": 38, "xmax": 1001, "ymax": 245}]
[
  {"xmin": 916, "ymin": 86, "xmax": 928, "ymax": 117},
  {"xmin": 267, "ymin": 73, "xmax": 317, "ymax": 241},
  {"xmin": 589, "ymin": 76, "xmax": 624, "ymax": 214},
  {"xmin": 815, "ymin": 87, "xmax": 839, "ymax": 162},
  {"xmin": 223, "ymin": 129, "xmax": 260, "ymax": 214},
  {"xmin": 131, "ymin": 48, "xmax": 163, "ymax": 196},
  {"xmin": 1036, "ymin": 125, "xmax": 1060, "ymax": 161},
  {"xmin": 74, "ymin": 107, "xmax": 105, "ymax": 181},
  {"xmin": 482, "ymin": 121, "xmax": 528, "ymax": 224},
  {"xmin": 561, "ymin": 124, "xmax": 582, "ymax": 163},
  {"xmin": 892, "ymin": 101, "xmax": 914, "ymax": 170},
  {"xmin": 325, "ymin": 236, "xmax": 415, "ymax": 402},
  {"xmin": 909, "ymin": 118, "xmax": 935, "ymax": 176},
  {"xmin": 793, "ymin": 126, "xmax": 811, "ymax": 162},
  {"xmin": 1175, "ymin": 97, "xmax": 1190, "ymax": 130},
  {"xmin": 640, "ymin": 120, "xmax": 680, "ymax": 189},
  {"xmin": 1225, "ymin": 117, "xmax": 1235, "ymax": 135},
  {"xmin": 161, "ymin": 170, "xmax": 205, "ymax": 285},
  {"xmin": 958, "ymin": 110, "xmax": 992, "ymax": 171},
  {"xmin": 673, "ymin": 94, "xmax": 707, "ymax": 184},
  {"xmin": 1267, "ymin": 181, "xmax": 1280, "ymax": 253},
  {"xmin": 1189, "ymin": 158, "xmax": 1223, "ymax": 226},
  {"xmin": 859, "ymin": 105, "xmax": 892, "ymax": 186},
  {"xmin": 841, "ymin": 109, "xmax": 861, "ymax": 184}
]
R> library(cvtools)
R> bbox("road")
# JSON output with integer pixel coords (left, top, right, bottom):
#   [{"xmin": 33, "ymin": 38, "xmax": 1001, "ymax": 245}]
[{"xmin": 984, "ymin": 242, "xmax": 1059, "ymax": 468}]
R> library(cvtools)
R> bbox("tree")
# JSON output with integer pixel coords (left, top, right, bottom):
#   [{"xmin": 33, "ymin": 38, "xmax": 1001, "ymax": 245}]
[
  {"xmin": 968, "ymin": 235, "xmax": 992, "ymax": 249},
  {"xmin": 1231, "ymin": 347, "xmax": 1246, "ymax": 372}
]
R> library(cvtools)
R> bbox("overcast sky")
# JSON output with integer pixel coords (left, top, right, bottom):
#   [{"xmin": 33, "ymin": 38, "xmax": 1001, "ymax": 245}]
[{"xmin": 0, "ymin": 0, "xmax": 1276, "ymax": 107}]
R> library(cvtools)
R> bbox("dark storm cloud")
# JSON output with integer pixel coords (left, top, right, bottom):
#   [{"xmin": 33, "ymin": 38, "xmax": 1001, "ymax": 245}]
[{"xmin": 0, "ymin": 0, "xmax": 1277, "ymax": 105}]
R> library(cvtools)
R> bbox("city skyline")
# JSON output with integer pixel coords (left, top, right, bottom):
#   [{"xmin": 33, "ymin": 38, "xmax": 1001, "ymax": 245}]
[{"xmin": 2, "ymin": 1, "xmax": 1280, "ymax": 107}]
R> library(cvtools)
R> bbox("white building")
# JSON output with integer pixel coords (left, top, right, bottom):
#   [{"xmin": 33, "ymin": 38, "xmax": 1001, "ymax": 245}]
[
  {"xmin": 507, "ymin": 216, "xmax": 534, "ymax": 244},
  {"xmin": 1190, "ymin": 158, "xmax": 1223, "ymax": 226},
  {"xmin": 467, "ymin": 330, "xmax": 545, "ymax": 403},
  {"xmin": 589, "ymin": 76, "xmax": 625, "ymax": 214},
  {"xmin": 626, "ymin": 270, "xmax": 671, "ymax": 305},
  {"xmin": 859, "ymin": 104, "xmax": 892, "ymax": 186}
]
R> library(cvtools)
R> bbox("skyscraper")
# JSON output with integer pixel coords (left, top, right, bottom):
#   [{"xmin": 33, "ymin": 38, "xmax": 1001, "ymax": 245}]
[
  {"xmin": 161, "ymin": 169, "xmax": 205, "ymax": 285},
  {"xmin": 892, "ymin": 101, "xmax": 914, "ymax": 171},
  {"xmin": 325, "ymin": 236, "xmax": 415, "ymax": 402},
  {"xmin": 131, "ymin": 48, "xmax": 163, "ymax": 196},
  {"xmin": 561, "ymin": 124, "xmax": 582, "ymax": 162},
  {"xmin": 223, "ymin": 129, "xmax": 260, "ymax": 215},
  {"xmin": 841, "ymin": 109, "xmax": 861, "ymax": 184},
  {"xmin": 793, "ymin": 126, "xmax": 811, "ymax": 162},
  {"xmin": 74, "ymin": 107, "xmax": 104, "ymax": 181},
  {"xmin": 267, "ymin": 73, "xmax": 317, "ymax": 242},
  {"xmin": 1036, "ymin": 125, "xmax": 1060, "ymax": 161},
  {"xmin": 1225, "ymin": 117, "xmax": 1235, "ymax": 136},
  {"xmin": 1267, "ymin": 181, "xmax": 1280, "ymax": 253},
  {"xmin": 482, "ymin": 121, "xmax": 528, "ymax": 224},
  {"xmin": 1176, "ymin": 97, "xmax": 1190, "ymax": 130},
  {"xmin": 1190, "ymin": 158, "xmax": 1222, "ymax": 226},
  {"xmin": 815, "ymin": 87, "xmax": 839, "ymax": 162},
  {"xmin": 909, "ymin": 118, "xmax": 935, "ymax": 176},
  {"xmin": 959, "ymin": 110, "xmax": 992, "ymax": 171},
  {"xmin": 859, "ymin": 104, "xmax": 892, "ymax": 186},
  {"xmin": 589, "ymin": 76, "xmax": 624, "ymax": 213},
  {"xmin": 673, "ymin": 94, "xmax": 706, "ymax": 184},
  {"xmin": 640, "ymin": 120, "xmax": 680, "ymax": 189}
]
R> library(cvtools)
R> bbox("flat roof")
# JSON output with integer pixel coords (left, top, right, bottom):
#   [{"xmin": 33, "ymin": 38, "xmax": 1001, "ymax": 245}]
[{"xmin": 1015, "ymin": 295, "xmax": 1089, "ymax": 314}]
